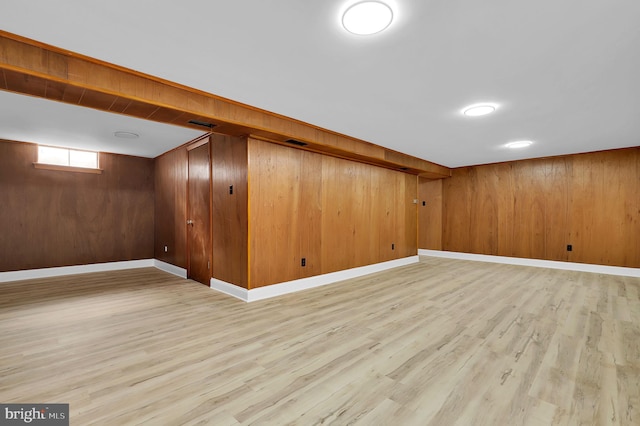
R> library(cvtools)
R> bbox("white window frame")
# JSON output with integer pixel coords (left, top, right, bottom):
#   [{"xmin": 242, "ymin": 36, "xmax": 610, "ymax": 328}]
[{"xmin": 34, "ymin": 145, "xmax": 102, "ymax": 174}]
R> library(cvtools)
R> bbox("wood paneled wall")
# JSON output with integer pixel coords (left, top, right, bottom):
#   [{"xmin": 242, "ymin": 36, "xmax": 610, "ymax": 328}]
[
  {"xmin": 248, "ymin": 138, "xmax": 418, "ymax": 288},
  {"xmin": 441, "ymin": 148, "xmax": 640, "ymax": 268},
  {"xmin": 0, "ymin": 139, "xmax": 154, "ymax": 272},
  {"xmin": 154, "ymin": 134, "xmax": 250, "ymax": 287},
  {"xmin": 154, "ymin": 146, "xmax": 187, "ymax": 268},
  {"xmin": 211, "ymin": 134, "xmax": 249, "ymax": 288},
  {"xmin": 418, "ymin": 178, "xmax": 443, "ymax": 250}
]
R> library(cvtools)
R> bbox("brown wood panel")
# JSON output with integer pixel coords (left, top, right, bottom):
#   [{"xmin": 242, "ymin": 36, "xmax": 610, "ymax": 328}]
[
  {"xmin": 392, "ymin": 172, "xmax": 406, "ymax": 260},
  {"xmin": 187, "ymin": 142, "xmax": 211, "ymax": 285},
  {"xmin": 211, "ymin": 134, "xmax": 249, "ymax": 288},
  {"xmin": 42, "ymin": 80, "xmax": 84, "ymax": 104},
  {"xmin": 543, "ymin": 158, "xmax": 572, "ymax": 260},
  {"xmin": 0, "ymin": 139, "xmax": 154, "ymax": 272},
  {"xmin": 515, "ymin": 157, "xmax": 570, "ymax": 260},
  {"xmin": 0, "ymin": 30, "xmax": 450, "ymax": 178},
  {"xmin": 147, "ymin": 107, "xmax": 187, "ymax": 125},
  {"xmin": 468, "ymin": 166, "xmax": 500, "ymax": 255},
  {"xmin": 122, "ymin": 101, "xmax": 161, "ymax": 120},
  {"xmin": 442, "ymin": 168, "xmax": 472, "ymax": 253},
  {"xmin": 249, "ymin": 139, "xmax": 322, "ymax": 287},
  {"xmin": 400, "ymin": 173, "xmax": 418, "ymax": 257},
  {"xmin": 354, "ymin": 163, "xmax": 375, "ymax": 266},
  {"xmin": 79, "ymin": 89, "xmax": 117, "ymax": 111},
  {"xmin": 376, "ymin": 167, "xmax": 396, "ymax": 263},
  {"xmin": 568, "ymin": 149, "xmax": 640, "ymax": 267},
  {"xmin": 108, "ymin": 97, "xmax": 131, "ymax": 113},
  {"xmin": 320, "ymin": 157, "xmax": 361, "ymax": 274},
  {"xmin": 249, "ymin": 139, "xmax": 418, "ymax": 287},
  {"xmin": 60, "ymin": 84, "xmax": 85, "ymax": 104},
  {"xmin": 43, "ymin": 80, "xmax": 69, "ymax": 101},
  {"xmin": 298, "ymin": 150, "xmax": 323, "ymax": 280},
  {"xmin": 511, "ymin": 161, "xmax": 547, "ymax": 259},
  {"xmin": 367, "ymin": 165, "xmax": 384, "ymax": 263},
  {"xmin": 3, "ymin": 68, "xmax": 47, "ymax": 97},
  {"xmin": 385, "ymin": 148, "xmax": 449, "ymax": 175},
  {"xmin": 442, "ymin": 148, "xmax": 640, "ymax": 268},
  {"xmin": 352, "ymin": 162, "xmax": 374, "ymax": 265},
  {"xmin": 418, "ymin": 178, "xmax": 443, "ymax": 250},
  {"xmin": 493, "ymin": 162, "xmax": 517, "ymax": 256},
  {"xmin": 154, "ymin": 146, "xmax": 187, "ymax": 268}
]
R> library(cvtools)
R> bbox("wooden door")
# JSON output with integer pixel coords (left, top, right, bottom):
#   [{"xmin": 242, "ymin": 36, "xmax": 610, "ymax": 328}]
[{"xmin": 187, "ymin": 139, "xmax": 211, "ymax": 285}]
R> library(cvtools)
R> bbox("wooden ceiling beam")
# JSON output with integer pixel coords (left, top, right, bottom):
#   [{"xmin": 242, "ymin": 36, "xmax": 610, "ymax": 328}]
[{"xmin": 0, "ymin": 30, "xmax": 450, "ymax": 178}]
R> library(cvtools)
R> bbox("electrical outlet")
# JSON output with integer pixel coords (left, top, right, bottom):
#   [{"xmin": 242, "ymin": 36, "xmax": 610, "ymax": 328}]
[
  {"xmin": 301, "ymin": 258, "xmax": 306, "ymax": 267},
  {"xmin": 164, "ymin": 245, "xmax": 168, "ymax": 253},
  {"xmin": 422, "ymin": 201, "xmax": 426, "ymax": 206},
  {"xmin": 567, "ymin": 244, "xmax": 572, "ymax": 252},
  {"xmin": 392, "ymin": 243, "xmax": 395, "ymax": 250},
  {"xmin": 229, "ymin": 185, "xmax": 233, "ymax": 195}
]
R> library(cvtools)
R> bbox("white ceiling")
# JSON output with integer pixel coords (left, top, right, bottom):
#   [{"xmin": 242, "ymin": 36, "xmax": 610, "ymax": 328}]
[
  {"xmin": 0, "ymin": 91, "xmax": 205, "ymax": 158},
  {"xmin": 2, "ymin": 0, "xmax": 639, "ymax": 167}
]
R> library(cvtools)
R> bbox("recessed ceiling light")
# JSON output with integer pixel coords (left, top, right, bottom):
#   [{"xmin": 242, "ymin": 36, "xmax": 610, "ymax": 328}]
[
  {"xmin": 114, "ymin": 131, "xmax": 139, "ymax": 139},
  {"xmin": 462, "ymin": 103, "xmax": 498, "ymax": 117},
  {"xmin": 342, "ymin": 1, "xmax": 394, "ymax": 35},
  {"xmin": 505, "ymin": 140, "xmax": 533, "ymax": 149}
]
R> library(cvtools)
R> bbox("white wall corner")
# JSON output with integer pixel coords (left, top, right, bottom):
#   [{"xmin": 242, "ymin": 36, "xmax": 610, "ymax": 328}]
[
  {"xmin": 418, "ymin": 249, "xmax": 640, "ymax": 278},
  {"xmin": 210, "ymin": 278, "xmax": 249, "ymax": 302},
  {"xmin": 153, "ymin": 259, "xmax": 187, "ymax": 278}
]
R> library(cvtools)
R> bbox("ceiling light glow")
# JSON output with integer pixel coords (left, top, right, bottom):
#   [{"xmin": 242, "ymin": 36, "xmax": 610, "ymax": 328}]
[
  {"xmin": 462, "ymin": 103, "xmax": 497, "ymax": 117},
  {"xmin": 342, "ymin": 1, "xmax": 394, "ymax": 35},
  {"xmin": 505, "ymin": 140, "xmax": 533, "ymax": 149}
]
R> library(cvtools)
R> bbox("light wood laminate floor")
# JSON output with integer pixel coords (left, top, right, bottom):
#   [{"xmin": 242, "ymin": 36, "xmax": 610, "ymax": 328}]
[{"xmin": 1, "ymin": 257, "xmax": 639, "ymax": 425}]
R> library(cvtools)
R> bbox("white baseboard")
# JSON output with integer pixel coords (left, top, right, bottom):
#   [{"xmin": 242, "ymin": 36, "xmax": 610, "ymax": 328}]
[
  {"xmin": 419, "ymin": 249, "xmax": 640, "ymax": 278},
  {"xmin": 210, "ymin": 278, "xmax": 249, "ymax": 301},
  {"xmin": 0, "ymin": 259, "xmax": 155, "ymax": 283},
  {"xmin": 153, "ymin": 260, "xmax": 187, "ymax": 278},
  {"xmin": 210, "ymin": 256, "xmax": 420, "ymax": 302}
]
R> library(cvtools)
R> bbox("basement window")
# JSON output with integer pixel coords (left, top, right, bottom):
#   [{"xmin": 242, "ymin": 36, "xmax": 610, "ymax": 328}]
[{"xmin": 34, "ymin": 145, "xmax": 102, "ymax": 174}]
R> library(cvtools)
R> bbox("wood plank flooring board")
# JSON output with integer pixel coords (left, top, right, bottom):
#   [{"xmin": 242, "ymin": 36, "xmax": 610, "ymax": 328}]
[
  {"xmin": 488, "ymin": 330, "xmax": 555, "ymax": 425},
  {"xmin": 285, "ymin": 375, "xmax": 397, "ymax": 426},
  {"xmin": 245, "ymin": 352, "xmax": 398, "ymax": 424},
  {"xmin": 1, "ymin": 258, "xmax": 640, "ymax": 424},
  {"xmin": 387, "ymin": 331, "xmax": 486, "ymax": 415},
  {"xmin": 474, "ymin": 317, "xmax": 555, "ymax": 424},
  {"xmin": 567, "ymin": 311, "xmax": 605, "ymax": 425},
  {"xmin": 236, "ymin": 343, "xmax": 374, "ymax": 423}
]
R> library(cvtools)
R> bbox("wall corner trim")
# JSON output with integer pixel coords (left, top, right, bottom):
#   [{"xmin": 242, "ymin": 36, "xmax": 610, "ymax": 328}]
[
  {"xmin": 210, "ymin": 278, "xmax": 250, "ymax": 301},
  {"xmin": 418, "ymin": 249, "xmax": 640, "ymax": 278},
  {"xmin": 153, "ymin": 260, "xmax": 187, "ymax": 278},
  {"xmin": 0, "ymin": 259, "xmax": 155, "ymax": 283},
  {"xmin": 211, "ymin": 256, "xmax": 420, "ymax": 302}
]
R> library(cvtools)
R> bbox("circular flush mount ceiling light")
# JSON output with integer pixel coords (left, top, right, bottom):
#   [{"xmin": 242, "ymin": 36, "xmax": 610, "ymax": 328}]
[
  {"xmin": 462, "ymin": 103, "xmax": 498, "ymax": 117},
  {"xmin": 342, "ymin": 1, "xmax": 394, "ymax": 35},
  {"xmin": 505, "ymin": 140, "xmax": 533, "ymax": 149},
  {"xmin": 114, "ymin": 131, "xmax": 140, "ymax": 139}
]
